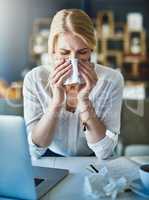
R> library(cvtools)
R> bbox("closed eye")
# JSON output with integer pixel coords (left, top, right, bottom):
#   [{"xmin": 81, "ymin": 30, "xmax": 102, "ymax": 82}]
[
  {"xmin": 60, "ymin": 50, "xmax": 70, "ymax": 55},
  {"xmin": 59, "ymin": 48, "xmax": 90, "ymax": 55},
  {"xmin": 79, "ymin": 51, "xmax": 88, "ymax": 54}
]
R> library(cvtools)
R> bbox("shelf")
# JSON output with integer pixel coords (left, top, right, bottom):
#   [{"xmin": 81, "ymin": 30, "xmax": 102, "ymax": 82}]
[{"xmin": 123, "ymin": 75, "xmax": 149, "ymax": 82}]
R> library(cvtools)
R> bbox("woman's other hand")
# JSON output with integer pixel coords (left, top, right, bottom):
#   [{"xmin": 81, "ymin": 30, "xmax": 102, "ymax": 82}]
[{"xmin": 77, "ymin": 61, "xmax": 98, "ymax": 105}]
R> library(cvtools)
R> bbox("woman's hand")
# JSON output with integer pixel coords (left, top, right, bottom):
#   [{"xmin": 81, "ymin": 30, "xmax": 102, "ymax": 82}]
[
  {"xmin": 50, "ymin": 59, "xmax": 72, "ymax": 107},
  {"xmin": 77, "ymin": 61, "xmax": 98, "ymax": 107}
]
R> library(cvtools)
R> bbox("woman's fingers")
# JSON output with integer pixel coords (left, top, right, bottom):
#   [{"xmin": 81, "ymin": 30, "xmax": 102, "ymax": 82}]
[
  {"xmin": 51, "ymin": 59, "xmax": 72, "ymax": 86},
  {"xmin": 79, "ymin": 65, "xmax": 94, "ymax": 83},
  {"xmin": 53, "ymin": 60, "xmax": 71, "ymax": 78},
  {"xmin": 79, "ymin": 61, "xmax": 97, "ymax": 85},
  {"xmin": 54, "ymin": 59, "xmax": 65, "ymax": 70},
  {"xmin": 56, "ymin": 69, "xmax": 72, "ymax": 86},
  {"xmin": 80, "ymin": 71, "xmax": 92, "ymax": 90},
  {"xmin": 79, "ymin": 61, "xmax": 97, "ymax": 77},
  {"xmin": 79, "ymin": 64, "xmax": 96, "ymax": 86},
  {"xmin": 78, "ymin": 74, "xmax": 91, "ymax": 101},
  {"xmin": 79, "ymin": 61, "xmax": 93, "ymax": 73},
  {"xmin": 52, "ymin": 64, "xmax": 72, "ymax": 83}
]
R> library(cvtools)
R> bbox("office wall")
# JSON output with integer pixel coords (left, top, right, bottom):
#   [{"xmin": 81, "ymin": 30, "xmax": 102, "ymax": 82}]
[
  {"xmin": 0, "ymin": 0, "xmax": 149, "ymax": 82},
  {"xmin": 0, "ymin": 0, "xmax": 83, "ymax": 83}
]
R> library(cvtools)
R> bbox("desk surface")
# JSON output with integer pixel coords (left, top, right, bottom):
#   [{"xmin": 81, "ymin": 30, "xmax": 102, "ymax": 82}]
[{"xmin": 32, "ymin": 156, "xmax": 149, "ymax": 200}]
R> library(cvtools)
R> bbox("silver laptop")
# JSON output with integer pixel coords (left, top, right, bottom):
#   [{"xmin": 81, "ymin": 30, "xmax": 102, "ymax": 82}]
[{"xmin": 0, "ymin": 115, "xmax": 68, "ymax": 200}]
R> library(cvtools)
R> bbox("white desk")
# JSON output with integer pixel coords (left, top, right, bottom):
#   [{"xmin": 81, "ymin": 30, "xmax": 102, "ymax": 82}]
[
  {"xmin": 32, "ymin": 156, "xmax": 149, "ymax": 200},
  {"xmin": 131, "ymin": 156, "xmax": 149, "ymax": 165}
]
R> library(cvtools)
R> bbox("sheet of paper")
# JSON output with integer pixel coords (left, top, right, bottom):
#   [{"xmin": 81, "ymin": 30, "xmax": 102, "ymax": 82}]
[
  {"xmin": 96, "ymin": 156, "xmax": 140, "ymax": 181},
  {"xmin": 54, "ymin": 157, "xmax": 98, "ymax": 173}
]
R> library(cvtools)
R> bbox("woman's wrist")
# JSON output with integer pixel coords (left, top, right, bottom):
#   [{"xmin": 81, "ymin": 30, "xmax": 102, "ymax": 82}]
[
  {"xmin": 79, "ymin": 103, "xmax": 96, "ymax": 132},
  {"xmin": 77, "ymin": 98, "xmax": 91, "ymax": 112},
  {"xmin": 79, "ymin": 105, "xmax": 96, "ymax": 122},
  {"xmin": 78, "ymin": 99, "xmax": 95, "ymax": 121},
  {"xmin": 47, "ymin": 101, "xmax": 63, "ymax": 117}
]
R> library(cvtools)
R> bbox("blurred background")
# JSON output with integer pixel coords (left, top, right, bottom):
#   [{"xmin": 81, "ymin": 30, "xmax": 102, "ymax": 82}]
[{"xmin": 0, "ymin": 0, "xmax": 149, "ymax": 156}]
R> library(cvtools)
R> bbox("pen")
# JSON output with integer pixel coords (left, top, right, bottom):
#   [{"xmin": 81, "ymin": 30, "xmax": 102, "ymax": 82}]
[
  {"xmin": 89, "ymin": 164, "xmax": 99, "ymax": 173},
  {"xmin": 86, "ymin": 167, "xmax": 94, "ymax": 173}
]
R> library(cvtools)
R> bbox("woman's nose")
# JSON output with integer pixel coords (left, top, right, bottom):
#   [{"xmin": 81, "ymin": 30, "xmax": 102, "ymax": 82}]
[{"xmin": 70, "ymin": 52, "xmax": 77, "ymax": 59}]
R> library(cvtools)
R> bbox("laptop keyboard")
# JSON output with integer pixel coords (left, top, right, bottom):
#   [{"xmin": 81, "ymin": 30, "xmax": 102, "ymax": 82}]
[{"xmin": 34, "ymin": 178, "xmax": 44, "ymax": 186}]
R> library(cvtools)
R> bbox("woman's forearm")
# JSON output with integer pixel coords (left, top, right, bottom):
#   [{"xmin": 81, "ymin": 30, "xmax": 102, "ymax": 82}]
[
  {"xmin": 31, "ymin": 103, "xmax": 62, "ymax": 147},
  {"xmin": 84, "ymin": 113, "xmax": 106, "ymax": 143},
  {"xmin": 78, "ymin": 100, "xmax": 106, "ymax": 143}
]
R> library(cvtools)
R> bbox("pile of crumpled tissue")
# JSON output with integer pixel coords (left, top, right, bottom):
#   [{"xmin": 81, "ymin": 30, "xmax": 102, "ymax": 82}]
[{"xmin": 84, "ymin": 166, "xmax": 131, "ymax": 200}]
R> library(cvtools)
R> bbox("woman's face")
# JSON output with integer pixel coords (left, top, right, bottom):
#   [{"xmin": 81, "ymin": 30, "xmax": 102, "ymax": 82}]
[
  {"xmin": 53, "ymin": 32, "xmax": 92, "ymax": 108},
  {"xmin": 54, "ymin": 32, "xmax": 91, "ymax": 61}
]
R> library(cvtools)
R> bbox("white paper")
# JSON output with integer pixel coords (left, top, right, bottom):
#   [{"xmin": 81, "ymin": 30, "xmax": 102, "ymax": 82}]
[{"xmin": 96, "ymin": 157, "xmax": 140, "ymax": 182}]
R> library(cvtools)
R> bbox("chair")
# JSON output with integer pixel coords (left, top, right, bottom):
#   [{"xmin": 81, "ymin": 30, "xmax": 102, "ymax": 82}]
[
  {"xmin": 124, "ymin": 144, "xmax": 149, "ymax": 156},
  {"xmin": 119, "ymin": 99, "xmax": 149, "ymax": 155}
]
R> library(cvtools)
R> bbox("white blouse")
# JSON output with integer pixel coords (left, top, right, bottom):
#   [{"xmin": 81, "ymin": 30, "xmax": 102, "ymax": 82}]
[{"xmin": 23, "ymin": 64, "xmax": 124, "ymax": 160}]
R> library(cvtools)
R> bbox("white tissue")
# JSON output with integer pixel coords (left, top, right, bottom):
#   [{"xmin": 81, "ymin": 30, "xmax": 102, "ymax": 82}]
[
  {"xmin": 63, "ymin": 58, "xmax": 84, "ymax": 85},
  {"xmin": 84, "ymin": 166, "xmax": 130, "ymax": 200},
  {"xmin": 84, "ymin": 166, "xmax": 109, "ymax": 199},
  {"xmin": 84, "ymin": 174, "xmax": 106, "ymax": 199},
  {"xmin": 103, "ymin": 177, "xmax": 128, "ymax": 200}
]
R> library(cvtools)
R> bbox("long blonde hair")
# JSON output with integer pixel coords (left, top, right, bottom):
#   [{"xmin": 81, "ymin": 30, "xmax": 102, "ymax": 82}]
[{"xmin": 48, "ymin": 9, "xmax": 96, "ymax": 60}]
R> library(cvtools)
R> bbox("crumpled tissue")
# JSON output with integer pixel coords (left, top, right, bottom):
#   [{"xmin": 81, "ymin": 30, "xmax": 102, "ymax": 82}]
[{"xmin": 84, "ymin": 166, "xmax": 131, "ymax": 200}]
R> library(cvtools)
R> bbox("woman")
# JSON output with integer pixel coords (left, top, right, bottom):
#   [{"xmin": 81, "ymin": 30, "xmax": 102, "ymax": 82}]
[{"xmin": 23, "ymin": 9, "xmax": 124, "ymax": 160}]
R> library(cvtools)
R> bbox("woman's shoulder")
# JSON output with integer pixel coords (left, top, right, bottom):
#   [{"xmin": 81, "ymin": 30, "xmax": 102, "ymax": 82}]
[
  {"xmin": 23, "ymin": 65, "xmax": 50, "ymax": 85},
  {"xmin": 94, "ymin": 63, "xmax": 124, "ymax": 84}
]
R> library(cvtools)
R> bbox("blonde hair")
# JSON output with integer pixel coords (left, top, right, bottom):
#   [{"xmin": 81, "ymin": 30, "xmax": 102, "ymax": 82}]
[{"xmin": 48, "ymin": 9, "xmax": 96, "ymax": 59}]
